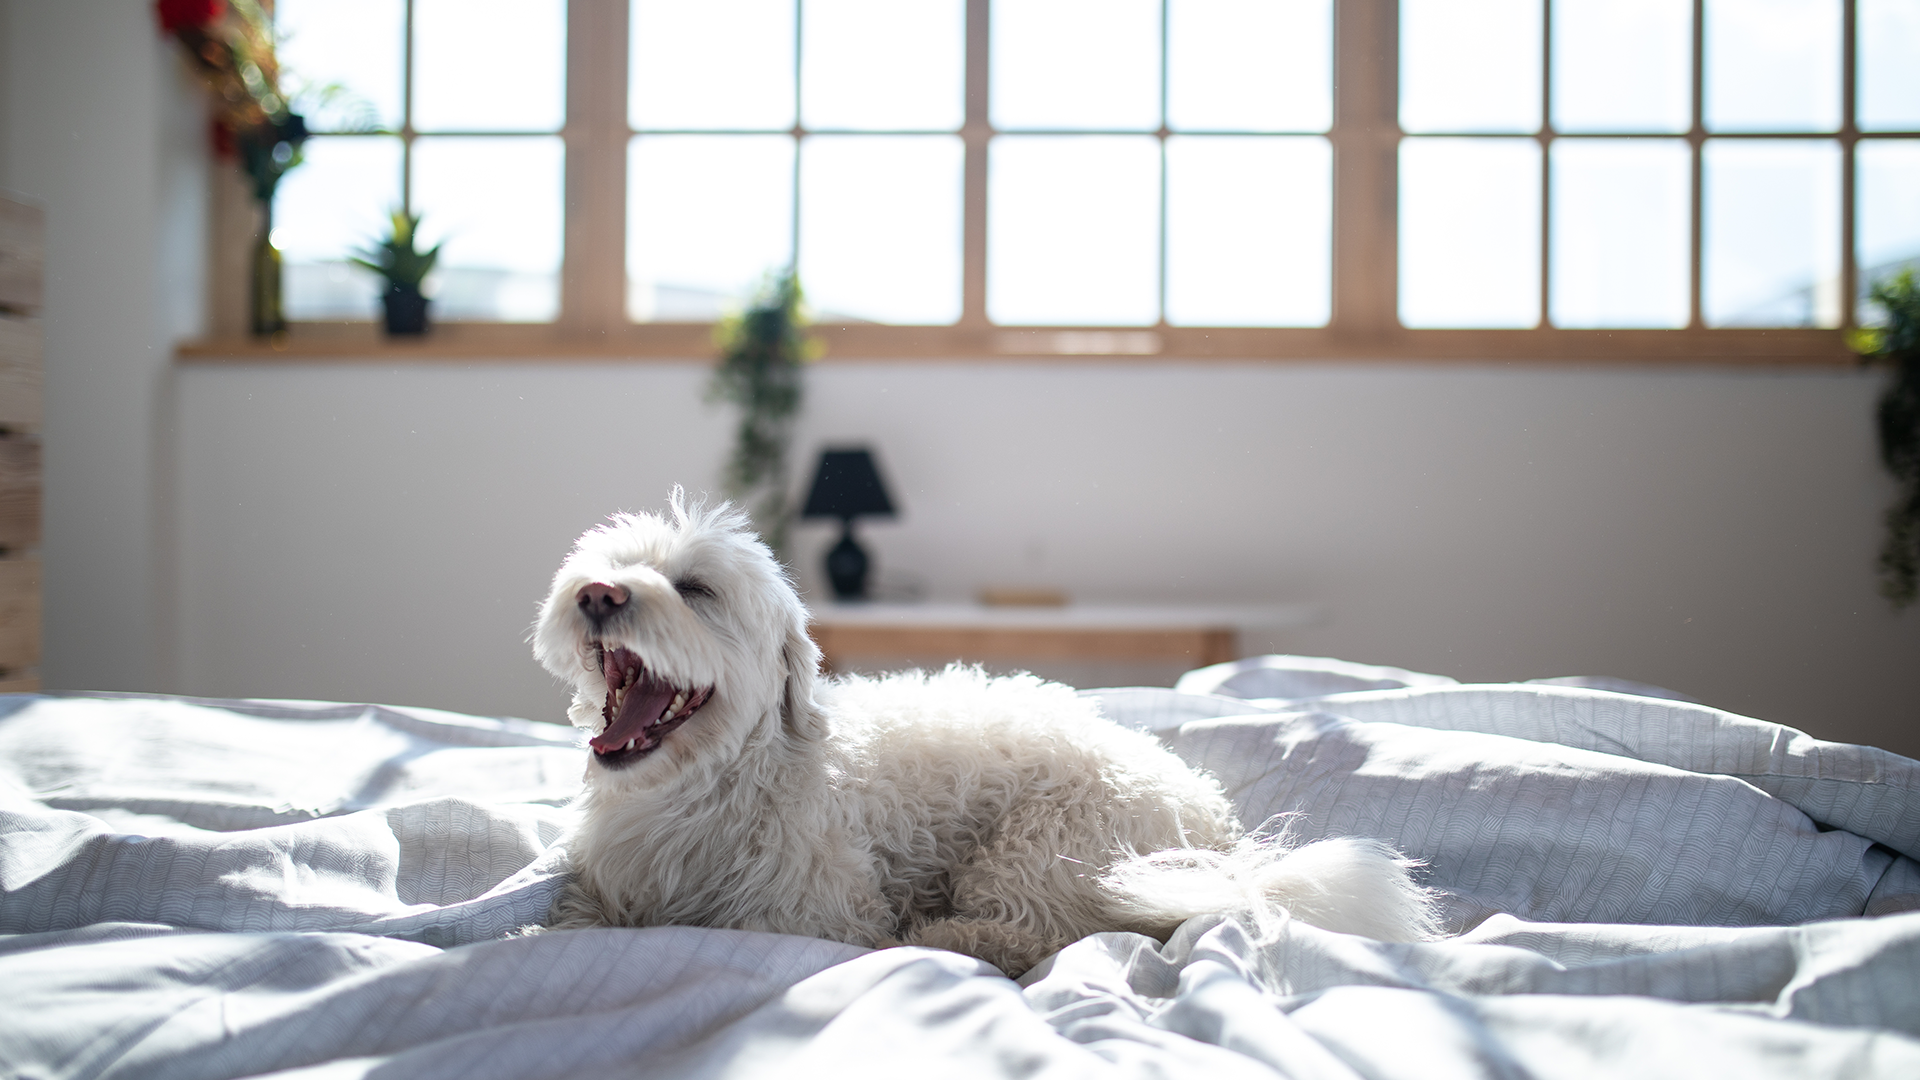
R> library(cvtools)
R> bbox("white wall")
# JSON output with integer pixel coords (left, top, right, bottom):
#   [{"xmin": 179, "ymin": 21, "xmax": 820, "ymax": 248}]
[
  {"xmin": 2, "ymin": 0, "xmax": 205, "ymax": 693},
  {"xmin": 176, "ymin": 359, "xmax": 1920, "ymax": 756},
  {"xmin": 9, "ymin": 2, "xmax": 1919, "ymax": 759}
]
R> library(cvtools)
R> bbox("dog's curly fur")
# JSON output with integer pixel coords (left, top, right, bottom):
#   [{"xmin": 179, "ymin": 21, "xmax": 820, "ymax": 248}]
[{"xmin": 534, "ymin": 492, "xmax": 1437, "ymax": 975}]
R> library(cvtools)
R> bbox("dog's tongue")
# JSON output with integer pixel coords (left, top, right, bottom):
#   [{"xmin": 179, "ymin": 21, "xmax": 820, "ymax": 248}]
[{"xmin": 591, "ymin": 662, "xmax": 677, "ymax": 754}]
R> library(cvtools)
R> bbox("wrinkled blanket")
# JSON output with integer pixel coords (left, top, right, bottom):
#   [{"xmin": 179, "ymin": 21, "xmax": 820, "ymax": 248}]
[{"xmin": 3, "ymin": 659, "xmax": 1919, "ymax": 1078}]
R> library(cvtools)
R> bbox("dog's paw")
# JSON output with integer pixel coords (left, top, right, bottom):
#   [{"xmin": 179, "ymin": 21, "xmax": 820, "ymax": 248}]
[
  {"xmin": 547, "ymin": 880, "xmax": 616, "ymax": 930},
  {"xmin": 900, "ymin": 918, "xmax": 1058, "ymax": 978}
]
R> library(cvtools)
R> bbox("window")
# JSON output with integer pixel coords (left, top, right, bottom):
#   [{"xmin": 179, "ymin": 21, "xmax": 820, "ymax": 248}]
[
  {"xmin": 627, "ymin": 0, "xmax": 965, "ymax": 324},
  {"xmin": 621, "ymin": 0, "xmax": 1333, "ymax": 329},
  {"xmin": 275, "ymin": 0, "xmax": 567, "ymax": 323},
  {"xmin": 1397, "ymin": 0, "xmax": 1920, "ymax": 332},
  {"xmin": 250, "ymin": 0, "xmax": 1919, "ymax": 361}
]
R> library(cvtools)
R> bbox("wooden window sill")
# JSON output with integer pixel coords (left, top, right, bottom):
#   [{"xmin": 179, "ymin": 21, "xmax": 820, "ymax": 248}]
[{"xmin": 173, "ymin": 322, "xmax": 1858, "ymax": 365}]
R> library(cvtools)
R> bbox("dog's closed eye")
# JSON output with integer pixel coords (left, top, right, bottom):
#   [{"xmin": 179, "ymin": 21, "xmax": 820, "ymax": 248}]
[{"xmin": 674, "ymin": 578, "xmax": 714, "ymax": 602}]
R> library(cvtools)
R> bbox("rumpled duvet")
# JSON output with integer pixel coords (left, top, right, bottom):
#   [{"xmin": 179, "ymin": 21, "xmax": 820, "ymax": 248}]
[{"xmin": 2, "ymin": 656, "xmax": 1918, "ymax": 1079}]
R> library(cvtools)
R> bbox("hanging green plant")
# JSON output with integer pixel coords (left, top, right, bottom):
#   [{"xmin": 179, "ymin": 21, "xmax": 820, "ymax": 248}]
[
  {"xmin": 1848, "ymin": 268, "xmax": 1920, "ymax": 608},
  {"xmin": 709, "ymin": 272, "xmax": 823, "ymax": 558}
]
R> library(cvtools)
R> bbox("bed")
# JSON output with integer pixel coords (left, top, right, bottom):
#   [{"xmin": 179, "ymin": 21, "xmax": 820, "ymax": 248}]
[{"xmin": 3, "ymin": 655, "xmax": 1918, "ymax": 1079}]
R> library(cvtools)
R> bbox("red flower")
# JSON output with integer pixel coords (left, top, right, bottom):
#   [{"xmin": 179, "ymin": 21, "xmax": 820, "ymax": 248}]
[
  {"xmin": 209, "ymin": 118, "xmax": 236, "ymax": 159},
  {"xmin": 156, "ymin": 0, "xmax": 225, "ymax": 34}
]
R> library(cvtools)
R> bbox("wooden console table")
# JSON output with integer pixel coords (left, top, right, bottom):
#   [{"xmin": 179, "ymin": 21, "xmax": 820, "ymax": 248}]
[{"xmin": 808, "ymin": 602, "xmax": 1319, "ymax": 672}]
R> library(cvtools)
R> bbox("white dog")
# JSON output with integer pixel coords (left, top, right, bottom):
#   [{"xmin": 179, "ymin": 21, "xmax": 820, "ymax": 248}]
[{"xmin": 533, "ymin": 493, "xmax": 1437, "ymax": 975}]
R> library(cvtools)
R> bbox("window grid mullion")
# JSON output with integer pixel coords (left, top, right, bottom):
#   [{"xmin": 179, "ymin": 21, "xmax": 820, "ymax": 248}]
[
  {"xmin": 791, "ymin": 0, "xmax": 804, "ymax": 274},
  {"xmin": 1539, "ymin": 0, "xmax": 1553, "ymax": 330},
  {"xmin": 961, "ymin": 0, "xmax": 991, "ymax": 328},
  {"xmin": 562, "ymin": 0, "xmax": 627, "ymax": 331},
  {"xmin": 1841, "ymin": 0, "xmax": 1859, "ymax": 329},
  {"xmin": 1157, "ymin": 0, "xmax": 1170, "ymax": 328},
  {"xmin": 401, "ymin": 0, "xmax": 416, "ymax": 213},
  {"xmin": 1330, "ymin": 0, "xmax": 1399, "ymax": 336},
  {"xmin": 1688, "ymin": 0, "xmax": 1706, "ymax": 330}
]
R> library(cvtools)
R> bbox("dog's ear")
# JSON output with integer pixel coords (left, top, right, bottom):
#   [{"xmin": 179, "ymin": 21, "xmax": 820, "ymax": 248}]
[{"xmin": 780, "ymin": 618, "xmax": 828, "ymax": 742}]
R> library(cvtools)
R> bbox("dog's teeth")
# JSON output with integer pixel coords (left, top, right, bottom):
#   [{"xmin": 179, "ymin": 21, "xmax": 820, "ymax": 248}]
[
  {"xmin": 671, "ymin": 691, "xmax": 687, "ymax": 713},
  {"xmin": 624, "ymin": 739, "xmax": 636, "ymax": 751}
]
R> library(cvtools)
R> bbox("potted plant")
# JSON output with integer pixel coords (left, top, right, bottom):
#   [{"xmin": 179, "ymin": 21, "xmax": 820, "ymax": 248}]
[
  {"xmin": 1850, "ymin": 268, "xmax": 1920, "ymax": 607},
  {"xmin": 351, "ymin": 210, "xmax": 442, "ymax": 336}
]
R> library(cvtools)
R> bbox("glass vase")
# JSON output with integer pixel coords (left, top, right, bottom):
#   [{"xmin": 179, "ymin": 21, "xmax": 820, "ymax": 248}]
[{"xmin": 250, "ymin": 201, "xmax": 285, "ymax": 337}]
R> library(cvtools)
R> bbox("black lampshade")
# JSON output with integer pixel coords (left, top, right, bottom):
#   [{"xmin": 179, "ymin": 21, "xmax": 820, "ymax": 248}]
[{"xmin": 802, "ymin": 448, "xmax": 896, "ymax": 521}]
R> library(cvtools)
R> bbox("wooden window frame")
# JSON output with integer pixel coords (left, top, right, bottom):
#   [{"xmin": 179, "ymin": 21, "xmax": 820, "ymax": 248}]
[{"xmin": 189, "ymin": 0, "xmax": 1889, "ymax": 365}]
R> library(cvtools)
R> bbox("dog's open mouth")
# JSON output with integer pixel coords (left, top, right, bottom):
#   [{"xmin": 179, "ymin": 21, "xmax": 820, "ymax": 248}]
[{"xmin": 589, "ymin": 645, "xmax": 713, "ymax": 768}]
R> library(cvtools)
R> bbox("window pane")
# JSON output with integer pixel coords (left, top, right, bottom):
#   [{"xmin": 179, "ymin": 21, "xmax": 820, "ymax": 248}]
[
  {"xmin": 411, "ymin": 136, "xmax": 565, "ymax": 322},
  {"xmin": 412, "ymin": 0, "xmax": 566, "ymax": 132},
  {"xmin": 1550, "ymin": 139, "xmax": 1690, "ymax": 328},
  {"xmin": 1552, "ymin": 0, "xmax": 1691, "ymax": 134},
  {"xmin": 1401, "ymin": 0, "xmax": 1541, "ymax": 134},
  {"xmin": 1168, "ymin": 0, "xmax": 1331, "ymax": 133},
  {"xmin": 802, "ymin": 0, "xmax": 963, "ymax": 131},
  {"xmin": 1702, "ymin": 139, "xmax": 1841, "ymax": 327},
  {"xmin": 276, "ymin": 0, "xmax": 404, "ymax": 132},
  {"xmin": 275, "ymin": 136, "xmax": 403, "ymax": 319},
  {"xmin": 992, "ymin": 0, "xmax": 1160, "ymax": 131},
  {"xmin": 989, "ymin": 136, "xmax": 1159, "ymax": 325},
  {"xmin": 1400, "ymin": 138, "xmax": 1541, "ymax": 328},
  {"xmin": 632, "ymin": 0, "xmax": 794, "ymax": 130},
  {"xmin": 1858, "ymin": 140, "xmax": 1920, "ymax": 321},
  {"xmin": 1860, "ymin": 0, "xmax": 1920, "ymax": 132},
  {"xmin": 1166, "ymin": 136, "xmax": 1329, "ymax": 327},
  {"xmin": 1704, "ymin": 0, "xmax": 1840, "ymax": 133},
  {"xmin": 799, "ymin": 136, "xmax": 962, "ymax": 324},
  {"xmin": 628, "ymin": 136, "xmax": 795, "ymax": 322}
]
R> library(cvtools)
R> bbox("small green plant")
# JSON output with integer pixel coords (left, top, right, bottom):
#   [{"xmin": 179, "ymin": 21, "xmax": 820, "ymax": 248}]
[
  {"xmin": 349, "ymin": 210, "xmax": 442, "ymax": 291},
  {"xmin": 708, "ymin": 272, "xmax": 822, "ymax": 557},
  {"xmin": 1851, "ymin": 268, "xmax": 1920, "ymax": 608}
]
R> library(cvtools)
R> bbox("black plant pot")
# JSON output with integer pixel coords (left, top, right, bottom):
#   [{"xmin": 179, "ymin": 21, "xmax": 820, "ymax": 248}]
[{"xmin": 383, "ymin": 285, "xmax": 430, "ymax": 336}]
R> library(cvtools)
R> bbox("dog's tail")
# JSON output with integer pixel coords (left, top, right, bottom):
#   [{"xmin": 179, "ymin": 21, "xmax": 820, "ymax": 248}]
[{"xmin": 1100, "ymin": 834, "xmax": 1442, "ymax": 943}]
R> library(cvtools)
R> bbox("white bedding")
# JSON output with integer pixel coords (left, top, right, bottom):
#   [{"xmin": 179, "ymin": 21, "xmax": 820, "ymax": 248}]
[{"xmin": 3, "ymin": 660, "xmax": 1918, "ymax": 1078}]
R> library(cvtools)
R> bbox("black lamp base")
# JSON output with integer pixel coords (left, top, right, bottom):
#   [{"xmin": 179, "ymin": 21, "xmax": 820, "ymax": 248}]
[{"xmin": 825, "ymin": 521, "xmax": 870, "ymax": 601}]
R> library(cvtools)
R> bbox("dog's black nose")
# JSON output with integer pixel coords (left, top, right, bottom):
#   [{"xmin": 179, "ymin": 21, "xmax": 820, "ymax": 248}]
[{"xmin": 577, "ymin": 582, "xmax": 630, "ymax": 624}]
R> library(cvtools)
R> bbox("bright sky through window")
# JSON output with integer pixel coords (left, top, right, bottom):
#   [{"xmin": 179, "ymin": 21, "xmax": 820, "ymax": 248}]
[
  {"xmin": 1399, "ymin": 0, "xmax": 1920, "ymax": 330},
  {"xmin": 1550, "ymin": 139, "xmax": 1692, "ymax": 329},
  {"xmin": 628, "ymin": 0, "xmax": 1335, "ymax": 328},
  {"xmin": 628, "ymin": 136, "xmax": 795, "ymax": 321},
  {"xmin": 1551, "ymin": 0, "xmax": 1692, "ymax": 135},
  {"xmin": 802, "ymin": 0, "xmax": 966, "ymax": 132},
  {"xmin": 1704, "ymin": 0, "xmax": 1841, "ymax": 133}
]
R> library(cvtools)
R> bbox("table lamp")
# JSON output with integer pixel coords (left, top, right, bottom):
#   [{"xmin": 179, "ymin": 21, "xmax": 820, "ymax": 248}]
[{"xmin": 802, "ymin": 447, "xmax": 896, "ymax": 601}]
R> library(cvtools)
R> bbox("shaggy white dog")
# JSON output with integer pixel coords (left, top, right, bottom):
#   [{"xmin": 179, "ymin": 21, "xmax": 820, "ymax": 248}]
[{"xmin": 533, "ymin": 493, "xmax": 1437, "ymax": 975}]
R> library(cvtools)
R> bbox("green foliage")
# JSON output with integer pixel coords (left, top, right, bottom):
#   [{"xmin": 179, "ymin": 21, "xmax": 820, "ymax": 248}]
[
  {"xmin": 235, "ymin": 119, "xmax": 308, "ymax": 204},
  {"xmin": 1853, "ymin": 268, "xmax": 1920, "ymax": 607},
  {"xmin": 709, "ymin": 272, "xmax": 822, "ymax": 556},
  {"xmin": 160, "ymin": 0, "xmax": 312, "ymax": 202},
  {"xmin": 348, "ymin": 211, "xmax": 442, "ymax": 291}
]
